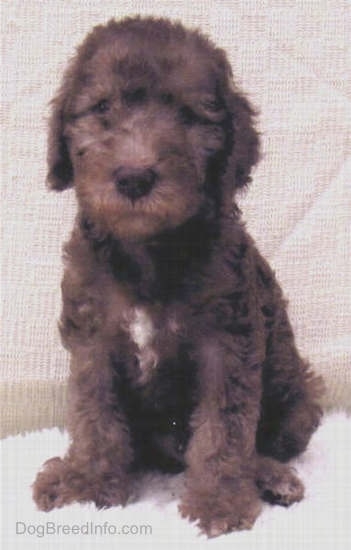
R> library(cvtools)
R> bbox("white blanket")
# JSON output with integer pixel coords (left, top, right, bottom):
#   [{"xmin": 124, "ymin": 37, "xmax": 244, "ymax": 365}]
[{"xmin": 2, "ymin": 412, "xmax": 350, "ymax": 549}]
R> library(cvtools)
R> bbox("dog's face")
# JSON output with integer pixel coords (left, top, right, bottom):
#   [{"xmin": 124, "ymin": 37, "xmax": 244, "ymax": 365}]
[{"xmin": 48, "ymin": 18, "xmax": 259, "ymax": 241}]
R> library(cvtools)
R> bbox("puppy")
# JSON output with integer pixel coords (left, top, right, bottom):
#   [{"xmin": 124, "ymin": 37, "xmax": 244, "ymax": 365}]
[{"xmin": 33, "ymin": 17, "xmax": 323, "ymax": 537}]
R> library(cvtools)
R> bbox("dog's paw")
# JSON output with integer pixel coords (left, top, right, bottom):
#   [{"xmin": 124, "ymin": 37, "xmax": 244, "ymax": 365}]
[
  {"xmin": 256, "ymin": 458, "xmax": 304, "ymax": 506},
  {"xmin": 91, "ymin": 476, "xmax": 130, "ymax": 509},
  {"xmin": 32, "ymin": 457, "xmax": 75, "ymax": 511},
  {"xmin": 32, "ymin": 457, "xmax": 130, "ymax": 511},
  {"xmin": 179, "ymin": 483, "xmax": 262, "ymax": 537}
]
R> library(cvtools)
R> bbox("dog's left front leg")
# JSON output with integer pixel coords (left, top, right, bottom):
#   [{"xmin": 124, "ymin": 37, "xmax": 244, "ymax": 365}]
[{"xmin": 179, "ymin": 335, "xmax": 262, "ymax": 537}]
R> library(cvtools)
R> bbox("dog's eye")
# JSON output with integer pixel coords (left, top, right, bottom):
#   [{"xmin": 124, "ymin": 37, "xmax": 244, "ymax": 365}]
[
  {"xmin": 91, "ymin": 99, "xmax": 110, "ymax": 114},
  {"xmin": 179, "ymin": 106, "xmax": 198, "ymax": 126},
  {"xmin": 160, "ymin": 92, "xmax": 174, "ymax": 105},
  {"xmin": 123, "ymin": 87, "xmax": 147, "ymax": 105},
  {"xmin": 202, "ymin": 97, "xmax": 222, "ymax": 112}
]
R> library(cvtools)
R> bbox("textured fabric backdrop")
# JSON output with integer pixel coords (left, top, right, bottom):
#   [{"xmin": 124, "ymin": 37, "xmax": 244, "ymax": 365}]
[{"xmin": 1, "ymin": 0, "xmax": 350, "ymax": 437}]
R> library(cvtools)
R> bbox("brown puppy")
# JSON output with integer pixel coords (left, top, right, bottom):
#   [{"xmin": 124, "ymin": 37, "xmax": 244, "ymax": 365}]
[{"xmin": 33, "ymin": 17, "xmax": 323, "ymax": 537}]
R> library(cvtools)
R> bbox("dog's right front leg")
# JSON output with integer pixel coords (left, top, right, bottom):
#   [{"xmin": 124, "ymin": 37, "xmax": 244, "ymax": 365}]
[{"xmin": 33, "ymin": 345, "xmax": 133, "ymax": 511}]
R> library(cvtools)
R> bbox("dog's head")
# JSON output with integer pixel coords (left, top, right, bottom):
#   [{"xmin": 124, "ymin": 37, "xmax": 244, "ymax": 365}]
[{"xmin": 48, "ymin": 17, "xmax": 259, "ymax": 240}]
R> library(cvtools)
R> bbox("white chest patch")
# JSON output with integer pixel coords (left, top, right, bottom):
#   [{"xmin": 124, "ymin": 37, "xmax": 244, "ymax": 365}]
[{"xmin": 128, "ymin": 307, "xmax": 158, "ymax": 380}]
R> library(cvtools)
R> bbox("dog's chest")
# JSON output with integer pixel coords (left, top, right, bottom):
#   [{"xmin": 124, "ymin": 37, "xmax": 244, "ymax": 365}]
[
  {"xmin": 125, "ymin": 307, "xmax": 159, "ymax": 381},
  {"xmin": 123, "ymin": 305, "xmax": 181, "ymax": 383},
  {"xmin": 128, "ymin": 308, "xmax": 158, "ymax": 372}
]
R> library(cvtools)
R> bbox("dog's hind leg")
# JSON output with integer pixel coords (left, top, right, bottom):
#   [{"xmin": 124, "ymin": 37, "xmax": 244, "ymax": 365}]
[{"xmin": 254, "ymin": 253, "xmax": 323, "ymax": 462}]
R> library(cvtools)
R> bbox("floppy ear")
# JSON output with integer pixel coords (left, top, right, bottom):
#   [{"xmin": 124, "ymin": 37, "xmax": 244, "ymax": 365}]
[
  {"xmin": 226, "ymin": 90, "xmax": 260, "ymax": 191},
  {"xmin": 46, "ymin": 91, "xmax": 74, "ymax": 190},
  {"xmin": 220, "ymin": 63, "xmax": 260, "ymax": 194}
]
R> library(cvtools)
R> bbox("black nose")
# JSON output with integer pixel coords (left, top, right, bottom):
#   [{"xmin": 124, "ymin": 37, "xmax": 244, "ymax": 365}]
[{"xmin": 114, "ymin": 166, "xmax": 157, "ymax": 201}]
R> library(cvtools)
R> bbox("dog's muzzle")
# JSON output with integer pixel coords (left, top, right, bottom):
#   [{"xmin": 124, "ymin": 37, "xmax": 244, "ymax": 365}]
[{"xmin": 114, "ymin": 166, "xmax": 157, "ymax": 201}]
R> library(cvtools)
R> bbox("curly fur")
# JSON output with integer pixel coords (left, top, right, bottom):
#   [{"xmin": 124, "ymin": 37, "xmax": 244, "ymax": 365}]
[{"xmin": 32, "ymin": 16, "xmax": 323, "ymax": 537}]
